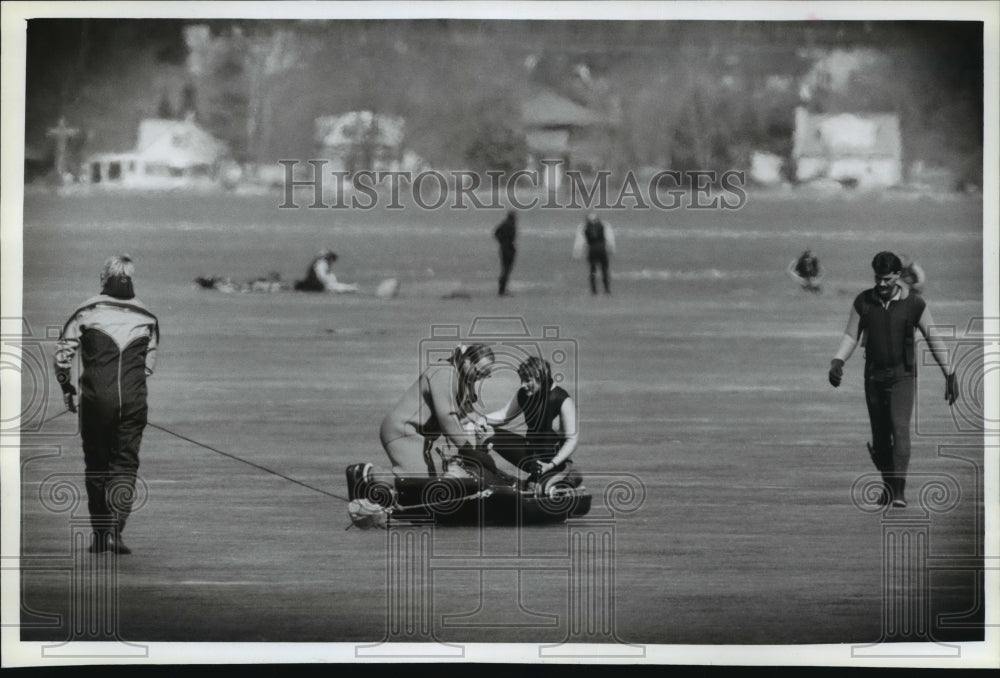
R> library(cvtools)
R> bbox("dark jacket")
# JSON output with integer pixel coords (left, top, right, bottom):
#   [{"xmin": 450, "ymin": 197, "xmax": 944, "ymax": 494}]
[
  {"xmin": 55, "ymin": 295, "xmax": 160, "ymax": 416},
  {"xmin": 494, "ymin": 214, "xmax": 517, "ymax": 253}
]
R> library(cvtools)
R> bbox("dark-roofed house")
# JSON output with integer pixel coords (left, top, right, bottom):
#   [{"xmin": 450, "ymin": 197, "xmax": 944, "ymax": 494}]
[
  {"xmin": 792, "ymin": 107, "xmax": 902, "ymax": 188},
  {"xmin": 522, "ymin": 90, "xmax": 620, "ymax": 191}
]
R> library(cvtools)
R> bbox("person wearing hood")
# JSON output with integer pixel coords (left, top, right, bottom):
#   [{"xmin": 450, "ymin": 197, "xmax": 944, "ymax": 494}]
[{"xmin": 54, "ymin": 254, "xmax": 160, "ymax": 555}]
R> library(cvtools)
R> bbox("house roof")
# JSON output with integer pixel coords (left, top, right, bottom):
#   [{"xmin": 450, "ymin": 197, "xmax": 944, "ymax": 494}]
[
  {"xmin": 793, "ymin": 108, "xmax": 901, "ymax": 158},
  {"xmin": 135, "ymin": 118, "xmax": 229, "ymax": 167},
  {"xmin": 522, "ymin": 90, "xmax": 615, "ymax": 129},
  {"xmin": 83, "ymin": 117, "xmax": 228, "ymax": 168}
]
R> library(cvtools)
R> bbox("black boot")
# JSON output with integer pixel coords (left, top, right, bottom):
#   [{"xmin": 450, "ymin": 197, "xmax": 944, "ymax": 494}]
[
  {"xmin": 88, "ymin": 529, "xmax": 131, "ymax": 554},
  {"xmin": 106, "ymin": 531, "xmax": 132, "ymax": 555},
  {"xmin": 88, "ymin": 530, "xmax": 109, "ymax": 553},
  {"xmin": 346, "ymin": 463, "xmax": 372, "ymax": 501}
]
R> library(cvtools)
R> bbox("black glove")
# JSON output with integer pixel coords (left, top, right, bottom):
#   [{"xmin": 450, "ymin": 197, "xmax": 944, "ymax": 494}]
[
  {"xmin": 945, "ymin": 372, "xmax": 959, "ymax": 406},
  {"xmin": 828, "ymin": 359, "xmax": 844, "ymax": 387},
  {"xmin": 525, "ymin": 460, "xmax": 544, "ymax": 482}
]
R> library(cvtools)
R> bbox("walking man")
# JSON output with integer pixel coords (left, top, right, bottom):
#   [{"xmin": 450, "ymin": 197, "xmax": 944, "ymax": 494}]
[
  {"xmin": 573, "ymin": 212, "xmax": 615, "ymax": 295},
  {"xmin": 54, "ymin": 255, "xmax": 160, "ymax": 554},
  {"xmin": 494, "ymin": 210, "xmax": 517, "ymax": 296},
  {"xmin": 828, "ymin": 251, "xmax": 958, "ymax": 507}
]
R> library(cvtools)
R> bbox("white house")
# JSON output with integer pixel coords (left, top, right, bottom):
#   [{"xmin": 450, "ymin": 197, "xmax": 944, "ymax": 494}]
[
  {"xmin": 792, "ymin": 107, "xmax": 902, "ymax": 188},
  {"xmin": 315, "ymin": 111, "xmax": 420, "ymax": 174},
  {"xmin": 84, "ymin": 115, "xmax": 229, "ymax": 188}
]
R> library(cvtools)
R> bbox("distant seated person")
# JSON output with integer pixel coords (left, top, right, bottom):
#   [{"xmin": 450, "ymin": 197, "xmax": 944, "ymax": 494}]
[
  {"xmin": 194, "ymin": 271, "xmax": 284, "ymax": 294},
  {"xmin": 788, "ymin": 248, "xmax": 823, "ymax": 293},
  {"xmin": 900, "ymin": 254, "xmax": 926, "ymax": 295},
  {"xmin": 294, "ymin": 249, "xmax": 359, "ymax": 293},
  {"xmin": 194, "ymin": 275, "xmax": 237, "ymax": 293}
]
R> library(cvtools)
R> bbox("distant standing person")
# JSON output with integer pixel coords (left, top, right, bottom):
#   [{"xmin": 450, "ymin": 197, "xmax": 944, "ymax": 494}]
[
  {"xmin": 54, "ymin": 255, "xmax": 160, "ymax": 554},
  {"xmin": 827, "ymin": 251, "xmax": 958, "ymax": 508},
  {"xmin": 573, "ymin": 212, "xmax": 615, "ymax": 295},
  {"xmin": 900, "ymin": 254, "xmax": 926, "ymax": 295},
  {"xmin": 294, "ymin": 249, "xmax": 359, "ymax": 293},
  {"xmin": 494, "ymin": 210, "xmax": 517, "ymax": 296},
  {"xmin": 788, "ymin": 248, "xmax": 823, "ymax": 292}
]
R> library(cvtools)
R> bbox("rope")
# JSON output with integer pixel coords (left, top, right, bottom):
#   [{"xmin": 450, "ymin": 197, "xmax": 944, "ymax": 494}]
[
  {"xmin": 392, "ymin": 488, "xmax": 495, "ymax": 513},
  {"xmin": 344, "ymin": 489, "xmax": 495, "ymax": 531},
  {"xmin": 139, "ymin": 421, "xmax": 543, "ymax": 530},
  {"xmin": 147, "ymin": 421, "xmax": 350, "ymax": 503},
  {"xmin": 53, "ymin": 411, "xmax": 509, "ymax": 528}
]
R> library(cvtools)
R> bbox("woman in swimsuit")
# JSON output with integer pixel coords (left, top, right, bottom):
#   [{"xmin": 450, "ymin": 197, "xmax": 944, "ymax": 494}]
[{"xmin": 379, "ymin": 343, "xmax": 495, "ymax": 476}]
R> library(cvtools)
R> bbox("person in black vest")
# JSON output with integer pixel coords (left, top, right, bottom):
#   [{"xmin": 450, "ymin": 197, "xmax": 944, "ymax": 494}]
[
  {"xmin": 485, "ymin": 356, "xmax": 581, "ymax": 494},
  {"xmin": 294, "ymin": 249, "xmax": 358, "ymax": 293},
  {"xmin": 828, "ymin": 251, "xmax": 958, "ymax": 508},
  {"xmin": 573, "ymin": 212, "xmax": 615, "ymax": 295},
  {"xmin": 494, "ymin": 210, "xmax": 517, "ymax": 296},
  {"xmin": 788, "ymin": 248, "xmax": 823, "ymax": 292},
  {"xmin": 54, "ymin": 255, "xmax": 160, "ymax": 554}
]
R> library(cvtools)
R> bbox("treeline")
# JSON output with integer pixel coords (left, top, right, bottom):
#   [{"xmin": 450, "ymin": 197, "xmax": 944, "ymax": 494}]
[{"xmin": 25, "ymin": 19, "xmax": 983, "ymax": 186}]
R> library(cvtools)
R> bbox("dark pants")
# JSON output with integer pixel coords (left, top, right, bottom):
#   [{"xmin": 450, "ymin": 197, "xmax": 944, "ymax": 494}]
[
  {"xmin": 864, "ymin": 364, "xmax": 915, "ymax": 500},
  {"xmin": 489, "ymin": 428, "xmax": 570, "ymax": 487},
  {"xmin": 588, "ymin": 249, "xmax": 610, "ymax": 294},
  {"xmin": 498, "ymin": 247, "xmax": 516, "ymax": 295},
  {"xmin": 294, "ymin": 279, "xmax": 324, "ymax": 292},
  {"xmin": 455, "ymin": 446, "xmax": 518, "ymax": 485},
  {"xmin": 80, "ymin": 397, "xmax": 146, "ymax": 534}
]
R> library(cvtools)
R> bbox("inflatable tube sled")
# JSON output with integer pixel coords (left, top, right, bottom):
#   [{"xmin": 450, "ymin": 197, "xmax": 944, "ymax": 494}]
[{"xmin": 345, "ymin": 462, "xmax": 592, "ymax": 527}]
